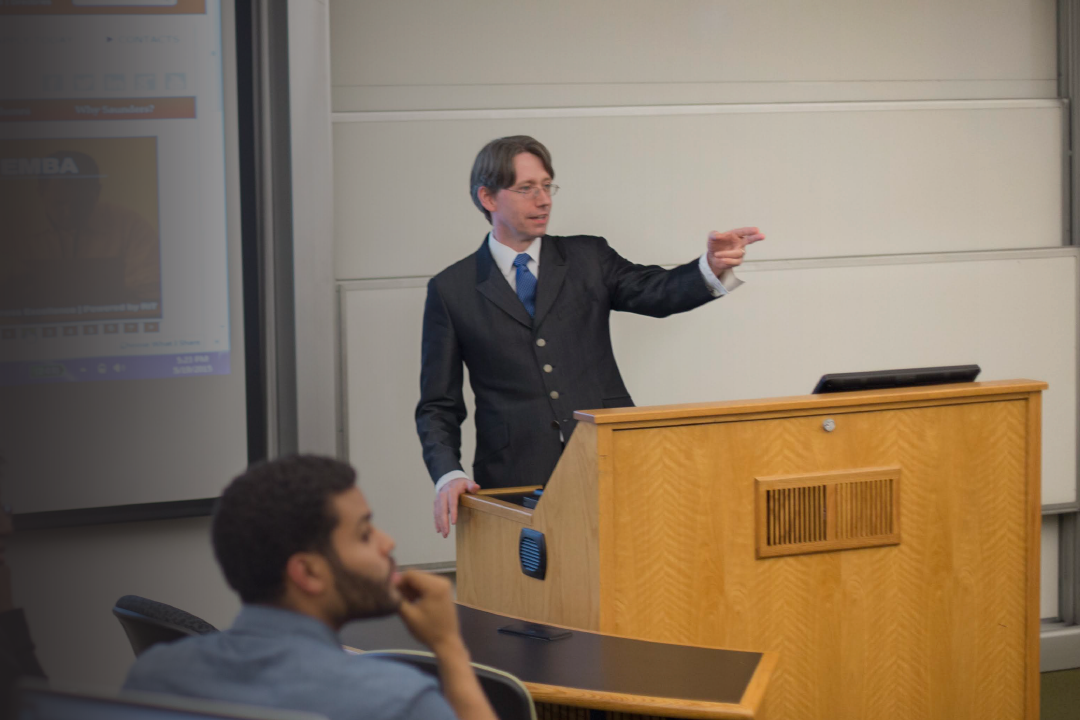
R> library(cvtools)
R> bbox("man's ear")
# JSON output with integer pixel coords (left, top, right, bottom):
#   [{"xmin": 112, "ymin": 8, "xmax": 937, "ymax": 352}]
[
  {"xmin": 284, "ymin": 552, "xmax": 330, "ymax": 597},
  {"xmin": 477, "ymin": 186, "xmax": 498, "ymax": 214}
]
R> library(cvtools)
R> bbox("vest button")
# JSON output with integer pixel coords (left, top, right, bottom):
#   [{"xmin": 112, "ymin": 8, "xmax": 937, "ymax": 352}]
[
  {"xmin": 549, "ymin": 391, "xmax": 559, "ymax": 400},
  {"xmin": 543, "ymin": 364, "xmax": 553, "ymax": 373},
  {"xmin": 536, "ymin": 338, "xmax": 546, "ymax": 347}
]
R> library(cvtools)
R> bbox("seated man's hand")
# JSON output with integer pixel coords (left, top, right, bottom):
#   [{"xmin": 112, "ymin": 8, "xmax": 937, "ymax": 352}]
[
  {"xmin": 395, "ymin": 570, "xmax": 462, "ymax": 655},
  {"xmin": 706, "ymin": 227, "xmax": 765, "ymax": 277},
  {"xmin": 433, "ymin": 477, "xmax": 480, "ymax": 538}
]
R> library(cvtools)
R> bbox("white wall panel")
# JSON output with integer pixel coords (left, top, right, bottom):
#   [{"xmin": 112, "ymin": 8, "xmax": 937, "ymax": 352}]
[
  {"xmin": 341, "ymin": 284, "xmax": 475, "ymax": 566},
  {"xmin": 333, "ymin": 102, "xmax": 1062, "ymax": 281},
  {"xmin": 329, "ymin": 0, "xmax": 1056, "ymax": 111},
  {"xmin": 341, "ymin": 250, "xmax": 1077, "ymax": 566}
]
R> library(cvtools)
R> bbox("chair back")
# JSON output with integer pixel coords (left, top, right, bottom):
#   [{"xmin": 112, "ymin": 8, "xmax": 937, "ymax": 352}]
[
  {"xmin": 112, "ymin": 595, "xmax": 218, "ymax": 657},
  {"xmin": 363, "ymin": 650, "xmax": 536, "ymax": 720}
]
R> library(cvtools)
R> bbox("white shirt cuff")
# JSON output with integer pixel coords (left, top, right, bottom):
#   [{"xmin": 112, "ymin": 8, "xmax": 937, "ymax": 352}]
[
  {"xmin": 434, "ymin": 470, "xmax": 470, "ymax": 494},
  {"xmin": 698, "ymin": 253, "xmax": 743, "ymax": 297}
]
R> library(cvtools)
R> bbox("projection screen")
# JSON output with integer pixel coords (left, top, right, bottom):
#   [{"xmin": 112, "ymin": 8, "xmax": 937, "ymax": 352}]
[{"xmin": 0, "ymin": 0, "xmax": 253, "ymax": 520}]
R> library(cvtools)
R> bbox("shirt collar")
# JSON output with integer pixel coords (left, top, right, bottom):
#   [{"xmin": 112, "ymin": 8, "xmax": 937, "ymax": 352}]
[
  {"xmin": 487, "ymin": 231, "xmax": 542, "ymax": 277},
  {"xmin": 230, "ymin": 604, "xmax": 341, "ymax": 648}
]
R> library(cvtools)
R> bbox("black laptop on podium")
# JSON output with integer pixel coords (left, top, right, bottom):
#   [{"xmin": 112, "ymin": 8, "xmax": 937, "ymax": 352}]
[{"xmin": 812, "ymin": 364, "xmax": 980, "ymax": 394}]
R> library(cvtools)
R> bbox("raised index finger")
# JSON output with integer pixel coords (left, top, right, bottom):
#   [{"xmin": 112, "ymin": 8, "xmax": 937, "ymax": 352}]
[{"xmin": 730, "ymin": 226, "xmax": 764, "ymax": 242}]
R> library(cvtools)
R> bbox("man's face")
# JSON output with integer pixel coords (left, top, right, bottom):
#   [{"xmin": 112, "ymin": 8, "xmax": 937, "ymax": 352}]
[
  {"xmin": 323, "ymin": 487, "xmax": 400, "ymax": 624},
  {"xmin": 38, "ymin": 178, "xmax": 101, "ymax": 235},
  {"xmin": 483, "ymin": 151, "xmax": 552, "ymax": 245}
]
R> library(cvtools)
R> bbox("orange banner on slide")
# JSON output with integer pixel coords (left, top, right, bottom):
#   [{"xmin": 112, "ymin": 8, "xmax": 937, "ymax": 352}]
[
  {"xmin": 0, "ymin": 97, "xmax": 195, "ymax": 122},
  {"xmin": 0, "ymin": 0, "xmax": 205, "ymax": 15}
]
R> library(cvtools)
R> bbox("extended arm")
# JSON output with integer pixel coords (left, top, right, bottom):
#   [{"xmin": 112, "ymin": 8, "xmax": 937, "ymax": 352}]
[{"xmin": 602, "ymin": 228, "xmax": 764, "ymax": 315}]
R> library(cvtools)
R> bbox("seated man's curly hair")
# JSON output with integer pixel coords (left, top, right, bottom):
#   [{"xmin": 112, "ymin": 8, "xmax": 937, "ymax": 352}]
[{"xmin": 211, "ymin": 455, "xmax": 356, "ymax": 604}]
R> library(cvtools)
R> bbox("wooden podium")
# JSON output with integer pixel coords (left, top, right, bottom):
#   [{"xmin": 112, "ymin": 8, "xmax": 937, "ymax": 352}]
[{"xmin": 456, "ymin": 380, "xmax": 1046, "ymax": 720}]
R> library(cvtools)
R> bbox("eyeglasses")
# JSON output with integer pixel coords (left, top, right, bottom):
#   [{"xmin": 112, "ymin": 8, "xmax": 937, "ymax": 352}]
[{"xmin": 507, "ymin": 183, "xmax": 559, "ymax": 199}]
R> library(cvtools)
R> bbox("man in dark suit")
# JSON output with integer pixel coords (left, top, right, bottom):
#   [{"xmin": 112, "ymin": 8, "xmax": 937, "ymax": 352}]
[{"xmin": 417, "ymin": 136, "xmax": 764, "ymax": 536}]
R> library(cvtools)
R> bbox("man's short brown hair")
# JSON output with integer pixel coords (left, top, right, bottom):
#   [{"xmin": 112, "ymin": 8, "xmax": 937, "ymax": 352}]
[{"xmin": 469, "ymin": 135, "xmax": 555, "ymax": 223}]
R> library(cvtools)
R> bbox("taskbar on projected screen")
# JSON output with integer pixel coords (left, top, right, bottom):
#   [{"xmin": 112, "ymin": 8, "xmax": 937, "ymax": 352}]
[{"xmin": 0, "ymin": 351, "xmax": 230, "ymax": 386}]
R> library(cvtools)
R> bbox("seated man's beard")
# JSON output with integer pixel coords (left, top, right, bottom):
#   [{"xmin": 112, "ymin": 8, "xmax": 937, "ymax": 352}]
[{"xmin": 325, "ymin": 549, "xmax": 399, "ymax": 623}]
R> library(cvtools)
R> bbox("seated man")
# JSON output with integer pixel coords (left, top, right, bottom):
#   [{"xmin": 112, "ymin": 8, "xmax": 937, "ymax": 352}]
[{"xmin": 124, "ymin": 455, "xmax": 496, "ymax": 720}]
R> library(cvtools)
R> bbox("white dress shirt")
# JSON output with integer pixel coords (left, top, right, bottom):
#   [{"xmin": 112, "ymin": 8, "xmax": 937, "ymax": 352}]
[
  {"xmin": 434, "ymin": 232, "xmax": 743, "ymax": 494},
  {"xmin": 486, "ymin": 232, "xmax": 542, "ymax": 289}
]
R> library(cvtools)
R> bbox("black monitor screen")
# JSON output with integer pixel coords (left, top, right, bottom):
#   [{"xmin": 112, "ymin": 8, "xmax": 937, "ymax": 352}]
[{"xmin": 812, "ymin": 365, "xmax": 981, "ymax": 394}]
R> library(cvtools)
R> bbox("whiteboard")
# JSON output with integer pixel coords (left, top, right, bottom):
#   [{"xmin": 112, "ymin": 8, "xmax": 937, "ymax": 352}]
[
  {"xmin": 333, "ymin": 101, "xmax": 1062, "ymax": 281},
  {"xmin": 341, "ymin": 249, "xmax": 1078, "ymax": 566},
  {"xmin": 329, "ymin": 0, "xmax": 1055, "ymax": 111}
]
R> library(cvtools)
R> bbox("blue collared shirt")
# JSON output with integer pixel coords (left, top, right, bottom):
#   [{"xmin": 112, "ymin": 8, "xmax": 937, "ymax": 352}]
[{"xmin": 123, "ymin": 605, "xmax": 456, "ymax": 720}]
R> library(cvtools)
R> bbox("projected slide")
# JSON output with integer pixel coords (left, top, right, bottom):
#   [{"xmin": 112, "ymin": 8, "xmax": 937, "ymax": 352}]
[
  {"xmin": 0, "ymin": 0, "xmax": 250, "ymax": 516},
  {"xmin": 0, "ymin": 139, "xmax": 162, "ymax": 323},
  {"xmin": 0, "ymin": 0, "xmax": 231, "ymax": 385}
]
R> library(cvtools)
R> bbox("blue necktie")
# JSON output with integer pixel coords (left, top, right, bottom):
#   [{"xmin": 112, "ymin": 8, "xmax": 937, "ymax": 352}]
[{"xmin": 513, "ymin": 253, "xmax": 537, "ymax": 318}]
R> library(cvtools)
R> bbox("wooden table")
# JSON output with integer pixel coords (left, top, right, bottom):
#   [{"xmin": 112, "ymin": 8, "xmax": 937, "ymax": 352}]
[{"xmin": 340, "ymin": 603, "xmax": 776, "ymax": 720}]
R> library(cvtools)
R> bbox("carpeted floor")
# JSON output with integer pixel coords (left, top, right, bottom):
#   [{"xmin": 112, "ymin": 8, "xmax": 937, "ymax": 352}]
[{"xmin": 1043, "ymin": 668, "xmax": 1080, "ymax": 719}]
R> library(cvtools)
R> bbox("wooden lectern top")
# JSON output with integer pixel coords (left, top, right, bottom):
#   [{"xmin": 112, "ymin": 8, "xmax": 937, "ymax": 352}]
[{"xmin": 573, "ymin": 379, "xmax": 1048, "ymax": 425}]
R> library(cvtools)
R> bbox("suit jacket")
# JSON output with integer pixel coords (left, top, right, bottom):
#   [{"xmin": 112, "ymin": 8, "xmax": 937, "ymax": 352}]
[{"xmin": 416, "ymin": 234, "xmax": 717, "ymax": 490}]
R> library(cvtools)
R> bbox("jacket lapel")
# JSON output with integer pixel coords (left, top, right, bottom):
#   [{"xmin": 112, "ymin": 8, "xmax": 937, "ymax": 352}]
[
  {"xmin": 475, "ymin": 237, "xmax": 533, "ymax": 328},
  {"xmin": 533, "ymin": 236, "xmax": 567, "ymax": 327}
]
